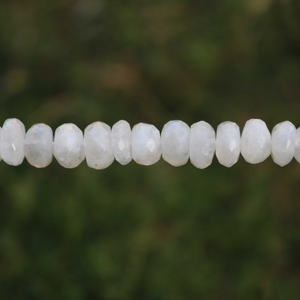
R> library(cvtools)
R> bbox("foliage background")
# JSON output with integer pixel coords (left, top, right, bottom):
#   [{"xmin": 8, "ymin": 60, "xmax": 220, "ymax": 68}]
[{"xmin": 0, "ymin": 0, "xmax": 300, "ymax": 299}]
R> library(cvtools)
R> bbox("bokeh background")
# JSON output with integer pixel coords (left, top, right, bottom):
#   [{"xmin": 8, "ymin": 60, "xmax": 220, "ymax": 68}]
[{"xmin": 1, "ymin": 0, "xmax": 300, "ymax": 299}]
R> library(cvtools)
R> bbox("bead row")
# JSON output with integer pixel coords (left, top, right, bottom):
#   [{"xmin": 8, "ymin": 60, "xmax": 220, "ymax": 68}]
[{"xmin": 0, "ymin": 118, "xmax": 299, "ymax": 169}]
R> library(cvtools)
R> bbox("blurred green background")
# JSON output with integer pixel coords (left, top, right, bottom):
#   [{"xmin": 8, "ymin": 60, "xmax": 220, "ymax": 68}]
[{"xmin": 1, "ymin": 0, "xmax": 300, "ymax": 299}]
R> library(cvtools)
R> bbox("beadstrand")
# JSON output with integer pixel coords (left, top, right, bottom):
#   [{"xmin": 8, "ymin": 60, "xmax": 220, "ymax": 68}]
[{"xmin": 0, "ymin": 118, "xmax": 299, "ymax": 169}]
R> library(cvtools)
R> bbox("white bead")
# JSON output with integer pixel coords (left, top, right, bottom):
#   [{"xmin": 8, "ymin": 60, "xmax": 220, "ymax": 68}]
[
  {"xmin": 132, "ymin": 123, "xmax": 161, "ymax": 166},
  {"xmin": 54, "ymin": 123, "xmax": 85, "ymax": 168},
  {"xmin": 190, "ymin": 121, "xmax": 215, "ymax": 169},
  {"xmin": 25, "ymin": 124, "xmax": 53, "ymax": 168},
  {"xmin": 216, "ymin": 121, "xmax": 240, "ymax": 167},
  {"xmin": 161, "ymin": 120, "xmax": 190, "ymax": 166},
  {"xmin": 84, "ymin": 122, "xmax": 114, "ymax": 170},
  {"xmin": 241, "ymin": 119, "xmax": 271, "ymax": 164},
  {"xmin": 295, "ymin": 128, "xmax": 300, "ymax": 163},
  {"xmin": 111, "ymin": 120, "xmax": 132, "ymax": 165},
  {"xmin": 1, "ymin": 118, "xmax": 25, "ymax": 166},
  {"xmin": 271, "ymin": 121, "xmax": 296, "ymax": 167}
]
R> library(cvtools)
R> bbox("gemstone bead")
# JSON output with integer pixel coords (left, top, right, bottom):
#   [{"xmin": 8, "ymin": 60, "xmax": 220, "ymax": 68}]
[
  {"xmin": 132, "ymin": 123, "xmax": 161, "ymax": 166},
  {"xmin": 271, "ymin": 121, "xmax": 296, "ymax": 167},
  {"xmin": 161, "ymin": 120, "xmax": 190, "ymax": 167},
  {"xmin": 84, "ymin": 122, "xmax": 114, "ymax": 170},
  {"xmin": 54, "ymin": 123, "xmax": 85, "ymax": 168},
  {"xmin": 1, "ymin": 118, "xmax": 25, "ymax": 166},
  {"xmin": 189, "ymin": 121, "xmax": 215, "ymax": 169},
  {"xmin": 216, "ymin": 121, "xmax": 240, "ymax": 167},
  {"xmin": 111, "ymin": 120, "xmax": 132, "ymax": 165},
  {"xmin": 295, "ymin": 128, "xmax": 300, "ymax": 163},
  {"xmin": 25, "ymin": 123, "xmax": 53, "ymax": 168},
  {"xmin": 241, "ymin": 119, "xmax": 271, "ymax": 164}
]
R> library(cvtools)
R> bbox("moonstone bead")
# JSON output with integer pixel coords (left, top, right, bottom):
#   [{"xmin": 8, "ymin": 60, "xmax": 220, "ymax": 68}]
[
  {"xmin": 1, "ymin": 118, "xmax": 25, "ymax": 166},
  {"xmin": 216, "ymin": 121, "xmax": 240, "ymax": 167},
  {"xmin": 24, "ymin": 124, "xmax": 53, "ymax": 168},
  {"xmin": 84, "ymin": 122, "xmax": 114, "ymax": 170},
  {"xmin": 189, "ymin": 121, "xmax": 215, "ymax": 169},
  {"xmin": 111, "ymin": 120, "xmax": 132, "ymax": 165},
  {"xmin": 132, "ymin": 123, "xmax": 161, "ymax": 166},
  {"xmin": 161, "ymin": 120, "xmax": 190, "ymax": 166},
  {"xmin": 241, "ymin": 119, "xmax": 271, "ymax": 164},
  {"xmin": 295, "ymin": 128, "xmax": 300, "ymax": 163},
  {"xmin": 54, "ymin": 123, "xmax": 85, "ymax": 168},
  {"xmin": 271, "ymin": 121, "xmax": 296, "ymax": 166}
]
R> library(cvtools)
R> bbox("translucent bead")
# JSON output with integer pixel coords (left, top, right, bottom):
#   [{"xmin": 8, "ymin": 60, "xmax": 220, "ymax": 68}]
[
  {"xmin": 271, "ymin": 121, "xmax": 296, "ymax": 167},
  {"xmin": 84, "ymin": 122, "xmax": 114, "ymax": 170},
  {"xmin": 54, "ymin": 123, "xmax": 85, "ymax": 168},
  {"xmin": 132, "ymin": 123, "xmax": 161, "ymax": 166},
  {"xmin": 1, "ymin": 118, "xmax": 25, "ymax": 166},
  {"xmin": 25, "ymin": 123, "xmax": 53, "ymax": 168},
  {"xmin": 190, "ymin": 121, "xmax": 215, "ymax": 169},
  {"xmin": 161, "ymin": 120, "xmax": 190, "ymax": 166},
  {"xmin": 241, "ymin": 119, "xmax": 271, "ymax": 164},
  {"xmin": 216, "ymin": 121, "xmax": 240, "ymax": 167},
  {"xmin": 111, "ymin": 120, "xmax": 132, "ymax": 165}
]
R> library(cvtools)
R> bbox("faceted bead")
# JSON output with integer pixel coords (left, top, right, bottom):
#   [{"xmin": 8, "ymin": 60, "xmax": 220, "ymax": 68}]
[
  {"xmin": 216, "ymin": 121, "xmax": 240, "ymax": 167},
  {"xmin": 1, "ymin": 118, "xmax": 25, "ymax": 166},
  {"xmin": 54, "ymin": 123, "xmax": 85, "ymax": 168},
  {"xmin": 271, "ymin": 121, "xmax": 296, "ymax": 166},
  {"xmin": 241, "ymin": 119, "xmax": 271, "ymax": 164},
  {"xmin": 84, "ymin": 122, "xmax": 114, "ymax": 170},
  {"xmin": 295, "ymin": 128, "xmax": 300, "ymax": 163},
  {"xmin": 111, "ymin": 120, "xmax": 132, "ymax": 165},
  {"xmin": 132, "ymin": 123, "xmax": 161, "ymax": 166},
  {"xmin": 190, "ymin": 121, "xmax": 215, "ymax": 169},
  {"xmin": 25, "ymin": 123, "xmax": 53, "ymax": 168},
  {"xmin": 161, "ymin": 120, "xmax": 190, "ymax": 167}
]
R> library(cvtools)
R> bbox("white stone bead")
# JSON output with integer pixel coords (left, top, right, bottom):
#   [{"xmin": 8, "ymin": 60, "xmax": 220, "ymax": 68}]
[
  {"xmin": 84, "ymin": 122, "xmax": 114, "ymax": 170},
  {"xmin": 111, "ymin": 120, "xmax": 132, "ymax": 165},
  {"xmin": 1, "ymin": 118, "xmax": 25, "ymax": 166},
  {"xmin": 295, "ymin": 128, "xmax": 300, "ymax": 163},
  {"xmin": 161, "ymin": 120, "xmax": 190, "ymax": 167},
  {"xmin": 190, "ymin": 121, "xmax": 215, "ymax": 169},
  {"xmin": 54, "ymin": 123, "xmax": 85, "ymax": 168},
  {"xmin": 132, "ymin": 123, "xmax": 161, "ymax": 166},
  {"xmin": 271, "ymin": 121, "xmax": 296, "ymax": 167},
  {"xmin": 25, "ymin": 124, "xmax": 53, "ymax": 168},
  {"xmin": 216, "ymin": 121, "xmax": 240, "ymax": 167},
  {"xmin": 241, "ymin": 119, "xmax": 271, "ymax": 164}
]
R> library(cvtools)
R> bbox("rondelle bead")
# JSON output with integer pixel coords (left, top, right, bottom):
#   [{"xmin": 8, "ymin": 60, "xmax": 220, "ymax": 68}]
[
  {"xmin": 1, "ymin": 118, "xmax": 25, "ymax": 166},
  {"xmin": 295, "ymin": 128, "xmax": 300, "ymax": 163},
  {"xmin": 190, "ymin": 121, "xmax": 215, "ymax": 169},
  {"xmin": 25, "ymin": 123, "xmax": 53, "ymax": 168},
  {"xmin": 111, "ymin": 120, "xmax": 132, "ymax": 165},
  {"xmin": 216, "ymin": 121, "xmax": 240, "ymax": 167},
  {"xmin": 161, "ymin": 120, "xmax": 190, "ymax": 167},
  {"xmin": 54, "ymin": 123, "xmax": 85, "ymax": 169},
  {"xmin": 241, "ymin": 119, "xmax": 271, "ymax": 164},
  {"xmin": 271, "ymin": 121, "xmax": 296, "ymax": 167},
  {"xmin": 132, "ymin": 123, "xmax": 161, "ymax": 166},
  {"xmin": 84, "ymin": 122, "xmax": 114, "ymax": 170}
]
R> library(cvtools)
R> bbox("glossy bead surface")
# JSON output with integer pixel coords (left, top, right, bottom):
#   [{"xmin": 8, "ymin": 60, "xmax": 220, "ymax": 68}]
[
  {"xmin": 54, "ymin": 123, "xmax": 85, "ymax": 168},
  {"xmin": 132, "ymin": 123, "xmax": 161, "ymax": 166},
  {"xmin": 25, "ymin": 123, "xmax": 53, "ymax": 168},
  {"xmin": 84, "ymin": 122, "xmax": 114, "ymax": 170},
  {"xmin": 190, "ymin": 121, "xmax": 215, "ymax": 169},
  {"xmin": 161, "ymin": 120, "xmax": 190, "ymax": 167},
  {"xmin": 1, "ymin": 118, "xmax": 25, "ymax": 166},
  {"xmin": 241, "ymin": 119, "xmax": 271, "ymax": 164},
  {"xmin": 111, "ymin": 120, "xmax": 132, "ymax": 165},
  {"xmin": 216, "ymin": 121, "xmax": 240, "ymax": 167},
  {"xmin": 271, "ymin": 121, "xmax": 296, "ymax": 167}
]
